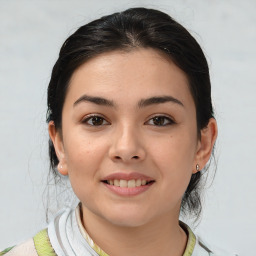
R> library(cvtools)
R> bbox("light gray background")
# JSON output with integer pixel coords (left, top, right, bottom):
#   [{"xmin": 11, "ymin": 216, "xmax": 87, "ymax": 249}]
[{"xmin": 0, "ymin": 1, "xmax": 255, "ymax": 255}]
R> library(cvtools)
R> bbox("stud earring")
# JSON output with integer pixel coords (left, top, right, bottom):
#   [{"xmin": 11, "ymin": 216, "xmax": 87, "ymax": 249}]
[
  {"xmin": 57, "ymin": 163, "xmax": 67, "ymax": 175},
  {"xmin": 58, "ymin": 163, "xmax": 63, "ymax": 170},
  {"xmin": 196, "ymin": 164, "xmax": 200, "ymax": 172}
]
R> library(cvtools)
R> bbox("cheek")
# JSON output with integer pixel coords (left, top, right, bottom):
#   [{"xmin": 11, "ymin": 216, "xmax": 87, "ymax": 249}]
[
  {"xmin": 63, "ymin": 135, "xmax": 106, "ymax": 201},
  {"xmin": 151, "ymin": 133, "xmax": 197, "ymax": 191},
  {"xmin": 65, "ymin": 127, "xmax": 101, "ymax": 155},
  {"xmin": 152, "ymin": 132, "xmax": 196, "ymax": 166},
  {"xmin": 64, "ymin": 133, "xmax": 107, "ymax": 176}
]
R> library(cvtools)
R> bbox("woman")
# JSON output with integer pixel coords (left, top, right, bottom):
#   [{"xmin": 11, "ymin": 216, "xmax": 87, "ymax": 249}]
[{"xmin": 1, "ymin": 7, "xmax": 220, "ymax": 256}]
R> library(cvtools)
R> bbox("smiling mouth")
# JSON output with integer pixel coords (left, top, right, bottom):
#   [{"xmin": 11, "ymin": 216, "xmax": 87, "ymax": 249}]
[{"xmin": 102, "ymin": 179, "xmax": 155, "ymax": 188}]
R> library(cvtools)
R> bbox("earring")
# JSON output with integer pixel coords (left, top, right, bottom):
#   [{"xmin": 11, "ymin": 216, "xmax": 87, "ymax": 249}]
[
  {"xmin": 57, "ymin": 163, "xmax": 67, "ymax": 175},
  {"xmin": 57, "ymin": 163, "xmax": 68, "ymax": 176},
  {"xmin": 196, "ymin": 164, "xmax": 200, "ymax": 172}
]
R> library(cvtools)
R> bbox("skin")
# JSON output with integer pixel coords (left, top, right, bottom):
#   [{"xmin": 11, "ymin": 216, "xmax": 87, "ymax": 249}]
[{"xmin": 49, "ymin": 48, "xmax": 217, "ymax": 256}]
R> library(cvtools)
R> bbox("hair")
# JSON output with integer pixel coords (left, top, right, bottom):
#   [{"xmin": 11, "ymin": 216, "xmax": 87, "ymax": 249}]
[{"xmin": 46, "ymin": 7, "xmax": 215, "ymax": 220}]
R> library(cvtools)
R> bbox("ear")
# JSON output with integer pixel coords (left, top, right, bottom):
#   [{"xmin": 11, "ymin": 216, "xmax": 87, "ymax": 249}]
[
  {"xmin": 193, "ymin": 118, "xmax": 218, "ymax": 174},
  {"xmin": 48, "ymin": 121, "xmax": 68, "ymax": 176}
]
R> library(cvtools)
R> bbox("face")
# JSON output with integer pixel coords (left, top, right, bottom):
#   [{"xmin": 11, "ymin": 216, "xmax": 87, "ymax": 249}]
[{"xmin": 50, "ymin": 48, "xmax": 207, "ymax": 228}]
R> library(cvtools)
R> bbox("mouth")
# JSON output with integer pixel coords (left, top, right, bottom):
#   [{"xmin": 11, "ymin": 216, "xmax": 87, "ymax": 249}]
[
  {"xmin": 101, "ymin": 179, "xmax": 155, "ymax": 188},
  {"xmin": 101, "ymin": 172, "xmax": 155, "ymax": 196}
]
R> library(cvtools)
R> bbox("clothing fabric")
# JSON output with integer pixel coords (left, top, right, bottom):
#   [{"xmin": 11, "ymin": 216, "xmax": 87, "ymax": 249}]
[{"xmin": 0, "ymin": 204, "xmax": 235, "ymax": 256}]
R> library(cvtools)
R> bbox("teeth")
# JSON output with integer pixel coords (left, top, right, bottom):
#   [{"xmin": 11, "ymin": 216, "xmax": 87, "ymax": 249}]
[
  {"xmin": 107, "ymin": 179, "xmax": 150, "ymax": 187},
  {"xmin": 114, "ymin": 179, "xmax": 120, "ymax": 186},
  {"xmin": 120, "ymin": 180, "xmax": 127, "ymax": 187},
  {"xmin": 128, "ymin": 179, "xmax": 135, "ymax": 188},
  {"xmin": 135, "ymin": 179, "xmax": 142, "ymax": 186}
]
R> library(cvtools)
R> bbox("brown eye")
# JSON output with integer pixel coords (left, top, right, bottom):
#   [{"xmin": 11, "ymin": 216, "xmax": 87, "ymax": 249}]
[
  {"xmin": 91, "ymin": 116, "xmax": 104, "ymax": 125},
  {"xmin": 83, "ymin": 115, "xmax": 109, "ymax": 126},
  {"xmin": 147, "ymin": 116, "xmax": 174, "ymax": 126}
]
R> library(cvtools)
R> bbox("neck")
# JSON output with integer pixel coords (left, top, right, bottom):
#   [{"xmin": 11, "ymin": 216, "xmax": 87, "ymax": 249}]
[{"xmin": 81, "ymin": 205, "xmax": 188, "ymax": 256}]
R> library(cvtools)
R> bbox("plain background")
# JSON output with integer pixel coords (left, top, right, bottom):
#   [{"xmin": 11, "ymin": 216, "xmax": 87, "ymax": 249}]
[{"xmin": 0, "ymin": 0, "xmax": 255, "ymax": 255}]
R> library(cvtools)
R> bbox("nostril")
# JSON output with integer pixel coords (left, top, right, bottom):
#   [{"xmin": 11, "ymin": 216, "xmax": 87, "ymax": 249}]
[{"xmin": 114, "ymin": 155, "xmax": 139, "ymax": 160}]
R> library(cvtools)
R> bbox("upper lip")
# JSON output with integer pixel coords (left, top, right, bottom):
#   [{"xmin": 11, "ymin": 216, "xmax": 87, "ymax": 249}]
[{"xmin": 102, "ymin": 172, "xmax": 154, "ymax": 181}]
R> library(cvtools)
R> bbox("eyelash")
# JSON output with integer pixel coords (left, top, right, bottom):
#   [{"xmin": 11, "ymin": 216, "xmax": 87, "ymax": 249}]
[
  {"xmin": 82, "ymin": 115, "xmax": 110, "ymax": 126},
  {"xmin": 81, "ymin": 115, "xmax": 175, "ymax": 127},
  {"xmin": 145, "ymin": 115, "xmax": 175, "ymax": 126}
]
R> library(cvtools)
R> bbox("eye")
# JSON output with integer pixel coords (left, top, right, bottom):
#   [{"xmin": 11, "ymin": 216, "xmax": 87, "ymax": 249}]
[
  {"xmin": 146, "ymin": 115, "xmax": 174, "ymax": 126},
  {"xmin": 82, "ymin": 115, "xmax": 109, "ymax": 126}
]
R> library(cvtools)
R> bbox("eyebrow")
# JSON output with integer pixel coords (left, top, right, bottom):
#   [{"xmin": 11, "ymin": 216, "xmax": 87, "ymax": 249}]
[
  {"xmin": 73, "ymin": 94, "xmax": 184, "ymax": 108},
  {"xmin": 138, "ymin": 96, "xmax": 184, "ymax": 108},
  {"xmin": 74, "ymin": 95, "xmax": 115, "ymax": 107}
]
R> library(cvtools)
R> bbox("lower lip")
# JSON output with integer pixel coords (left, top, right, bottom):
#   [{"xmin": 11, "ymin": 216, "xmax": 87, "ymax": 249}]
[{"xmin": 102, "ymin": 182, "xmax": 154, "ymax": 196}]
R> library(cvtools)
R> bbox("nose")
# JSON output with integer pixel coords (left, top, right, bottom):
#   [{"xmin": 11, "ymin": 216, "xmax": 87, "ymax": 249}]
[{"xmin": 108, "ymin": 124, "xmax": 146, "ymax": 163}]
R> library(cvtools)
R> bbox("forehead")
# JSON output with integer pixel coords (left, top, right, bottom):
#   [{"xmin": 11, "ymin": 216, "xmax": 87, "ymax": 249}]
[{"xmin": 65, "ymin": 48, "xmax": 193, "ymax": 108}]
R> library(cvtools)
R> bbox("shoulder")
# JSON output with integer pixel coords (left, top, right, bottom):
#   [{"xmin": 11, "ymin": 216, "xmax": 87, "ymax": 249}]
[
  {"xmin": 0, "ymin": 229, "xmax": 57, "ymax": 256},
  {"xmin": 0, "ymin": 238, "xmax": 37, "ymax": 256},
  {"xmin": 181, "ymin": 221, "xmax": 238, "ymax": 256},
  {"xmin": 195, "ymin": 236, "xmax": 239, "ymax": 256}
]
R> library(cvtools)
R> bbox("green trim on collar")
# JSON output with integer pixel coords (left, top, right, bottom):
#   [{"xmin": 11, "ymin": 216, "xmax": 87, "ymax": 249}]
[
  {"xmin": 0, "ymin": 246, "xmax": 15, "ymax": 255},
  {"xmin": 33, "ymin": 229, "xmax": 57, "ymax": 256},
  {"xmin": 180, "ymin": 221, "xmax": 196, "ymax": 256}
]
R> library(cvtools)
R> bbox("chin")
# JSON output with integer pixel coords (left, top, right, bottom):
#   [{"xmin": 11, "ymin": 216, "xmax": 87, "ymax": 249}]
[{"xmin": 100, "ymin": 207, "xmax": 153, "ymax": 228}]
